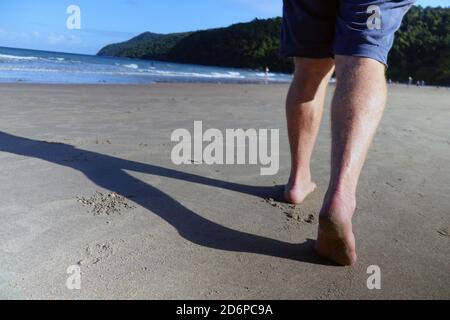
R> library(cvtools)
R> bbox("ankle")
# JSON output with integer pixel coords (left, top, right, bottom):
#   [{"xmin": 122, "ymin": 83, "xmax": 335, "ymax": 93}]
[
  {"xmin": 288, "ymin": 169, "xmax": 312, "ymax": 186},
  {"xmin": 320, "ymin": 189, "xmax": 356, "ymax": 220}
]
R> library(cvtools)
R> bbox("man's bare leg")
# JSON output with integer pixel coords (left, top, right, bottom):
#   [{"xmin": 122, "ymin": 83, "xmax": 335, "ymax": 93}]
[
  {"xmin": 284, "ymin": 57, "xmax": 335, "ymax": 204},
  {"xmin": 316, "ymin": 56, "xmax": 388, "ymax": 266}
]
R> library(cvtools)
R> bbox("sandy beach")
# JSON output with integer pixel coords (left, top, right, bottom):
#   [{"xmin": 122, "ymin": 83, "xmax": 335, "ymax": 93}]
[{"xmin": 0, "ymin": 83, "xmax": 448, "ymax": 299}]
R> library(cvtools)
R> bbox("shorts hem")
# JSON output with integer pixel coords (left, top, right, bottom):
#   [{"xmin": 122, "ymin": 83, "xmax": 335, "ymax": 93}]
[
  {"xmin": 279, "ymin": 46, "xmax": 333, "ymax": 59},
  {"xmin": 332, "ymin": 44, "xmax": 389, "ymax": 67}
]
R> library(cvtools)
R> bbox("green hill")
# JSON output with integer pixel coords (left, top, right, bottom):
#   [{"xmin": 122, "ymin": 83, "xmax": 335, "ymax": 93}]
[
  {"xmin": 97, "ymin": 6, "xmax": 450, "ymax": 85},
  {"xmin": 98, "ymin": 31, "xmax": 192, "ymax": 59}
]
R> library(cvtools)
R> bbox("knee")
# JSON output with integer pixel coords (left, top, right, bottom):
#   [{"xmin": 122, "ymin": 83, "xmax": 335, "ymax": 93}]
[
  {"xmin": 291, "ymin": 57, "xmax": 334, "ymax": 97},
  {"xmin": 293, "ymin": 57, "xmax": 334, "ymax": 81}
]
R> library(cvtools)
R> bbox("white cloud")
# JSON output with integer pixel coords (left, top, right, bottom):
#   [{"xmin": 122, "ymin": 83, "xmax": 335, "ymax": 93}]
[
  {"xmin": 0, "ymin": 29, "xmax": 40, "ymax": 41},
  {"xmin": 47, "ymin": 34, "xmax": 65, "ymax": 44},
  {"xmin": 31, "ymin": 31, "xmax": 40, "ymax": 39},
  {"xmin": 47, "ymin": 34, "xmax": 81, "ymax": 45}
]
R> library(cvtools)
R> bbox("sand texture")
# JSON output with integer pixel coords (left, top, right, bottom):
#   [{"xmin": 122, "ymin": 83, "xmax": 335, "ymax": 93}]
[{"xmin": 0, "ymin": 83, "xmax": 448, "ymax": 299}]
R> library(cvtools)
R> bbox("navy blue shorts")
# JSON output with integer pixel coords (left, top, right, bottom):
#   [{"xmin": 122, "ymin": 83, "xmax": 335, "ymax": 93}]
[{"xmin": 280, "ymin": 0, "xmax": 415, "ymax": 65}]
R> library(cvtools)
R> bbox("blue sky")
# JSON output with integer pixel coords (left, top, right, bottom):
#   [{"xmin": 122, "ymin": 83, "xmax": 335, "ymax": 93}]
[{"xmin": 0, "ymin": 0, "xmax": 447, "ymax": 54}]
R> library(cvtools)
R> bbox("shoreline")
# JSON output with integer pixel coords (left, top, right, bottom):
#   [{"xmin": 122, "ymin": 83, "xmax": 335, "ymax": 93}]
[
  {"xmin": 0, "ymin": 81, "xmax": 292, "ymax": 87},
  {"xmin": 2, "ymin": 81, "xmax": 447, "ymax": 89}
]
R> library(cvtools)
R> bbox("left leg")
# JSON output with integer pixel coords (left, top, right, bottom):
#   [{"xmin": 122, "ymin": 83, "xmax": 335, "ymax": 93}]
[
  {"xmin": 280, "ymin": 0, "xmax": 340, "ymax": 204},
  {"xmin": 284, "ymin": 57, "xmax": 335, "ymax": 204}
]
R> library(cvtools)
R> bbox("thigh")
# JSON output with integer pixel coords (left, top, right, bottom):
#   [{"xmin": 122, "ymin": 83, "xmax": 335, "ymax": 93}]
[
  {"xmin": 333, "ymin": 0, "xmax": 415, "ymax": 65},
  {"xmin": 280, "ymin": 0, "xmax": 339, "ymax": 59}
]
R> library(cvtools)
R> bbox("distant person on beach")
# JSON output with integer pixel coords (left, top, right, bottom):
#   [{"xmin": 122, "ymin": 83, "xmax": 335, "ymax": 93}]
[
  {"xmin": 264, "ymin": 66, "xmax": 270, "ymax": 83},
  {"xmin": 409, "ymin": 76, "xmax": 413, "ymax": 87},
  {"xmin": 280, "ymin": 0, "xmax": 415, "ymax": 265}
]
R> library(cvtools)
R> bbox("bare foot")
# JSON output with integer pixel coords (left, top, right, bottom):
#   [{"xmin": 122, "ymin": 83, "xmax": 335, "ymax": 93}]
[
  {"xmin": 315, "ymin": 195, "xmax": 357, "ymax": 266},
  {"xmin": 284, "ymin": 180, "xmax": 317, "ymax": 204}
]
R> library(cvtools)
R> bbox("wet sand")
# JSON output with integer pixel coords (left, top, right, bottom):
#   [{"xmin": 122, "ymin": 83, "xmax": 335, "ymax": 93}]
[{"xmin": 0, "ymin": 83, "xmax": 448, "ymax": 299}]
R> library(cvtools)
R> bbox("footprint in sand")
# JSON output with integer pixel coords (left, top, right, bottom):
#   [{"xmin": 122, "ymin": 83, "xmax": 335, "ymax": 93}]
[
  {"xmin": 95, "ymin": 139, "xmax": 112, "ymax": 145},
  {"xmin": 437, "ymin": 227, "xmax": 449, "ymax": 238},
  {"xmin": 263, "ymin": 198, "xmax": 315, "ymax": 225},
  {"xmin": 78, "ymin": 241, "xmax": 115, "ymax": 266},
  {"xmin": 77, "ymin": 192, "xmax": 136, "ymax": 216}
]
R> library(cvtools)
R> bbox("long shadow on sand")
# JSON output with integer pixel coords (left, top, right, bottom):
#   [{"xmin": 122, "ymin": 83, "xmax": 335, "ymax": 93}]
[{"xmin": 0, "ymin": 131, "xmax": 330, "ymax": 265}]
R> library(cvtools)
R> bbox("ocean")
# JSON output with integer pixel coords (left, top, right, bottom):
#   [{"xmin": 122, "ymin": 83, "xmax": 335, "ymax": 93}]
[{"xmin": 0, "ymin": 47, "xmax": 293, "ymax": 85}]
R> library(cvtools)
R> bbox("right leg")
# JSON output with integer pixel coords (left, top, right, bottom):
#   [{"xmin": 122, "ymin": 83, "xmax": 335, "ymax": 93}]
[
  {"xmin": 285, "ymin": 57, "xmax": 335, "ymax": 204},
  {"xmin": 316, "ymin": 56, "xmax": 388, "ymax": 266}
]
